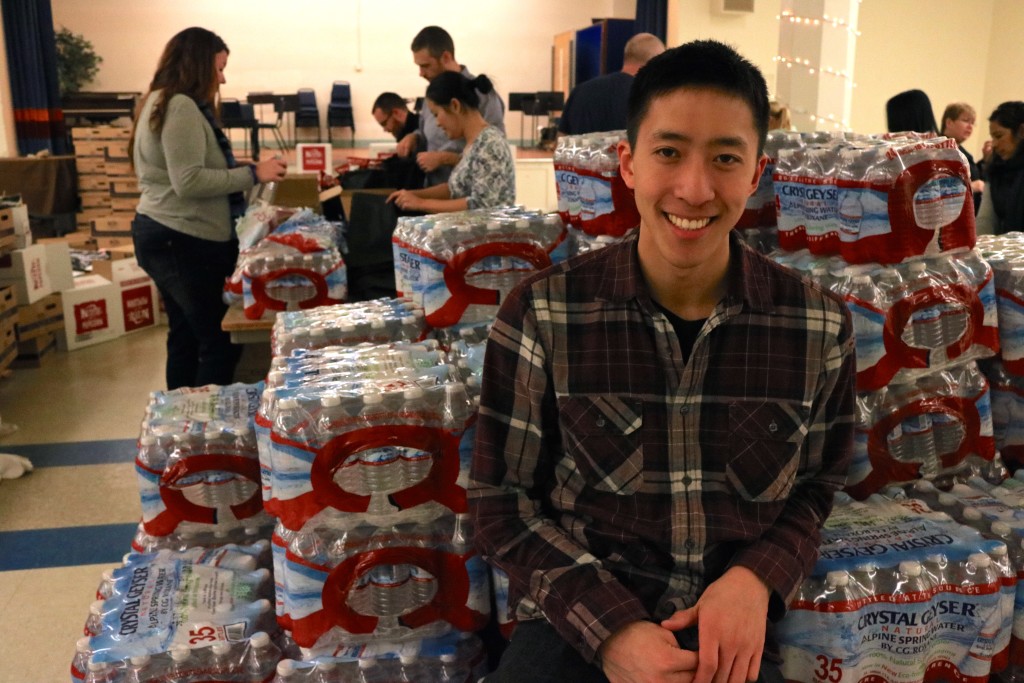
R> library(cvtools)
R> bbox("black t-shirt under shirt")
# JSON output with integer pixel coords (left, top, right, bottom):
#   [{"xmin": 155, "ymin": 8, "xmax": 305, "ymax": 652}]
[{"xmin": 657, "ymin": 304, "xmax": 706, "ymax": 364}]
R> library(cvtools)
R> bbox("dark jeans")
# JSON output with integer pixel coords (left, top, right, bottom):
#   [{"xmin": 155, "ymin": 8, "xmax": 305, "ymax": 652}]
[
  {"xmin": 132, "ymin": 214, "xmax": 242, "ymax": 389},
  {"xmin": 486, "ymin": 620, "xmax": 783, "ymax": 683}
]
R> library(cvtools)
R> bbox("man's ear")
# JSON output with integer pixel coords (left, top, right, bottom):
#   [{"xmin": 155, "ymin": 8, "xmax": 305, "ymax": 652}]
[
  {"xmin": 618, "ymin": 139, "xmax": 636, "ymax": 189},
  {"xmin": 748, "ymin": 153, "xmax": 768, "ymax": 197}
]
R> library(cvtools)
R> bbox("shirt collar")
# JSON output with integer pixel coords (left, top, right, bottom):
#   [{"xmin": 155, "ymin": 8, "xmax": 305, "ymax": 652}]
[{"xmin": 598, "ymin": 230, "xmax": 776, "ymax": 314}]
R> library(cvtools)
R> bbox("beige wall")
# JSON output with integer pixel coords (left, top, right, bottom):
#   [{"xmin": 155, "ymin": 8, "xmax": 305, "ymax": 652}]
[
  {"xmin": 49, "ymin": 0, "xmax": 621, "ymax": 145},
  {"xmin": 666, "ymin": 0, "xmax": 1012, "ymax": 159},
  {"xmin": 0, "ymin": 17, "xmax": 16, "ymax": 157}
]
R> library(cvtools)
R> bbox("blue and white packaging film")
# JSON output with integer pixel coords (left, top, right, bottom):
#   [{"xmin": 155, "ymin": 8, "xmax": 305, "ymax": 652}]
[
  {"xmin": 270, "ymin": 298, "xmax": 429, "ymax": 358},
  {"xmin": 778, "ymin": 494, "xmax": 1009, "ymax": 682},
  {"xmin": 391, "ymin": 206, "xmax": 569, "ymax": 328},
  {"xmin": 135, "ymin": 383, "xmax": 272, "ymax": 542},
  {"xmin": 74, "ymin": 552, "xmax": 280, "ymax": 682},
  {"xmin": 234, "ymin": 209, "xmax": 347, "ymax": 320}
]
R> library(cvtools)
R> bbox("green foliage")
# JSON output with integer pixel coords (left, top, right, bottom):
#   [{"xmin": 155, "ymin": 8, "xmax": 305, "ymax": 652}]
[{"xmin": 55, "ymin": 27, "xmax": 102, "ymax": 94}]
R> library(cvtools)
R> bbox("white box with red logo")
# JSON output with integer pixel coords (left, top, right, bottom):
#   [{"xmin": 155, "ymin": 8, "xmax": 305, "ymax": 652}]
[
  {"xmin": 91, "ymin": 257, "xmax": 160, "ymax": 334},
  {"xmin": 0, "ymin": 244, "xmax": 53, "ymax": 304},
  {"xmin": 296, "ymin": 143, "xmax": 332, "ymax": 174},
  {"xmin": 57, "ymin": 274, "xmax": 125, "ymax": 351}
]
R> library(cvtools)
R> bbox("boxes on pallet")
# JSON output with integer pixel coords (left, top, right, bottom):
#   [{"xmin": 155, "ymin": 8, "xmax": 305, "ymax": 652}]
[
  {"xmin": 78, "ymin": 175, "xmax": 111, "ymax": 192},
  {"xmin": 110, "ymin": 197, "xmax": 138, "ymax": 213},
  {"xmin": 95, "ymin": 235, "xmax": 133, "ymax": 250},
  {"xmin": 57, "ymin": 273, "xmax": 125, "ymax": 351},
  {"xmin": 90, "ymin": 257, "xmax": 159, "ymax": 334},
  {"xmin": 105, "ymin": 159, "xmax": 132, "ymax": 177},
  {"xmin": 75, "ymin": 157, "xmax": 106, "ymax": 175},
  {"xmin": 0, "ymin": 285, "xmax": 16, "ymax": 332},
  {"xmin": 103, "ymin": 141, "xmax": 130, "ymax": 161},
  {"xmin": 71, "ymin": 126, "xmax": 132, "ymax": 141},
  {"xmin": 91, "ymin": 215, "xmax": 133, "ymax": 238},
  {"xmin": 0, "ymin": 245, "xmax": 52, "ymax": 304},
  {"xmin": 15, "ymin": 293, "xmax": 63, "ymax": 341},
  {"xmin": 110, "ymin": 179, "xmax": 140, "ymax": 197},
  {"xmin": 13, "ymin": 330, "xmax": 57, "ymax": 368},
  {"xmin": 37, "ymin": 230, "xmax": 97, "ymax": 251},
  {"xmin": 0, "ymin": 316, "xmax": 15, "ymax": 373}
]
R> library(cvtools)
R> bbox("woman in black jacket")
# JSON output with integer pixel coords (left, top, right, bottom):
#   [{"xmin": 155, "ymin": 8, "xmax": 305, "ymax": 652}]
[{"xmin": 977, "ymin": 101, "xmax": 1024, "ymax": 235}]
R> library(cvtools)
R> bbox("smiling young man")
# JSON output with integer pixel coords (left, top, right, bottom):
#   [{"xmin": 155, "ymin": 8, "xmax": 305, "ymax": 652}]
[{"xmin": 469, "ymin": 40, "xmax": 856, "ymax": 683}]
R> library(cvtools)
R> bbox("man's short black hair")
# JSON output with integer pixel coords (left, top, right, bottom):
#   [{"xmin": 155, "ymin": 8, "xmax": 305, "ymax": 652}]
[
  {"xmin": 411, "ymin": 26, "xmax": 455, "ymax": 58},
  {"xmin": 372, "ymin": 92, "xmax": 408, "ymax": 113},
  {"xmin": 626, "ymin": 39, "xmax": 770, "ymax": 156}
]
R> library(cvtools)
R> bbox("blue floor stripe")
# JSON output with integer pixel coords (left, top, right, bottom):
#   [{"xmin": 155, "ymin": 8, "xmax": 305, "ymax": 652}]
[
  {"xmin": 6, "ymin": 439, "xmax": 137, "ymax": 468},
  {"xmin": 0, "ymin": 523, "xmax": 138, "ymax": 571}
]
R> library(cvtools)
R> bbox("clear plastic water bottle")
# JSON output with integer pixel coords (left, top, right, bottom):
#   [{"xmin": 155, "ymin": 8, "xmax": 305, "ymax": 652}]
[
  {"xmin": 167, "ymin": 644, "xmax": 195, "ymax": 680},
  {"xmin": 123, "ymin": 654, "xmax": 154, "ymax": 683},
  {"xmin": 437, "ymin": 652, "xmax": 470, "ymax": 683},
  {"xmin": 397, "ymin": 652, "xmax": 429, "ymax": 683},
  {"xmin": 83, "ymin": 658, "xmax": 117, "ymax": 683},
  {"xmin": 356, "ymin": 656, "xmax": 386, "ymax": 683},
  {"xmin": 83, "ymin": 599, "xmax": 105, "ymax": 637},
  {"xmin": 242, "ymin": 631, "xmax": 279, "ymax": 679},
  {"xmin": 71, "ymin": 636, "xmax": 92, "ymax": 682}
]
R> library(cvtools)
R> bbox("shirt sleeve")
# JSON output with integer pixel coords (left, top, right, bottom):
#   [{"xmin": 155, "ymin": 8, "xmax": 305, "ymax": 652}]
[
  {"xmin": 161, "ymin": 95, "xmax": 252, "ymax": 199},
  {"xmin": 459, "ymin": 128, "xmax": 515, "ymax": 210},
  {"xmin": 469, "ymin": 284, "xmax": 651, "ymax": 664},
  {"xmin": 728, "ymin": 301, "xmax": 857, "ymax": 620}
]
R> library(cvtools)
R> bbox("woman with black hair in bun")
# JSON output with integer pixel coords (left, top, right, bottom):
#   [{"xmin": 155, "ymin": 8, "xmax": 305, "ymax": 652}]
[
  {"xmin": 977, "ymin": 101, "xmax": 1024, "ymax": 235},
  {"xmin": 388, "ymin": 71, "xmax": 514, "ymax": 213}
]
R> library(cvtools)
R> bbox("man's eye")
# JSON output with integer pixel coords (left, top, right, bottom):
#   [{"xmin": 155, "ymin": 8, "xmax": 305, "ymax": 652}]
[
  {"xmin": 654, "ymin": 147, "xmax": 677, "ymax": 159},
  {"xmin": 715, "ymin": 154, "xmax": 742, "ymax": 165}
]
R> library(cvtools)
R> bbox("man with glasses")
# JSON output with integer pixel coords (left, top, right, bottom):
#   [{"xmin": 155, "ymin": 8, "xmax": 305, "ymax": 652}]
[{"xmin": 372, "ymin": 92, "xmax": 419, "ymax": 143}]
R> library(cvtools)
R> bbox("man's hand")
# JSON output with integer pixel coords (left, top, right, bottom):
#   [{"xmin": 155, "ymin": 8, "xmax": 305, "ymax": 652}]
[
  {"xmin": 661, "ymin": 566, "xmax": 770, "ymax": 683},
  {"xmin": 600, "ymin": 621, "xmax": 699, "ymax": 683},
  {"xmin": 416, "ymin": 150, "xmax": 449, "ymax": 172},
  {"xmin": 396, "ymin": 133, "xmax": 418, "ymax": 157}
]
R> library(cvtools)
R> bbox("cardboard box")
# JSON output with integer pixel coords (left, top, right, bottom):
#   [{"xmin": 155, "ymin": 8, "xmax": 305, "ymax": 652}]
[
  {"xmin": 0, "ymin": 285, "xmax": 16, "ymax": 330},
  {"xmin": 72, "ymin": 126, "xmax": 132, "ymax": 141},
  {"xmin": 0, "ymin": 245, "xmax": 52, "ymax": 305},
  {"xmin": 57, "ymin": 274, "xmax": 125, "ymax": 351},
  {"xmin": 38, "ymin": 230, "xmax": 98, "ymax": 251},
  {"xmin": 91, "ymin": 215, "xmax": 133, "ymax": 237},
  {"xmin": 104, "ymin": 160, "xmax": 133, "ymax": 177},
  {"xmin": 103, "ymin": 142, "xmax": 130, "ymax": 161},
  {"xmin": 42, "ymin": 241, "xmax": 74, "ymax": 293},
  {"xmin": 15, "ymin": 293, "xmax": 63, "ymax": 341},
  {"xmin": 273, "ymin": 174, "xmax": 321, "ymax": 211},
  {"xmin": 78, "ymin": 175, "xmax": 110, "ymax": 192},
  {"xmin": 0, "ymin": 204, "xmax": 30, "ymax": 236},
  {"xmin": 80, "ymin": 190, "xmax": 112, "ymax": 210},
  {"xmin": 76, "ymin": 209, "xmax": 111, "ymax": 229},
  {"xmin": 75, "ymin": 157, "xmax": 107, "ymax": 175},
  {"xmin": 73, "ymin": 139, "xmax": 110, "ymax": 157},
  {"xmin": 12, "ymin": 330, "xmax": 57, "ymax": 368},
  {"xmin": 95, "ymin": 236, "xmax": 133, "ymax": 249},
  {"xmin": 110, "ymin": 179, "xmax": 140, "ymax": 197},
  {"xmin": 103, "ymin": 246, "xmax": 136, "ymax": 261},
  {"xmin": 0, "ymin": 318, "xmax": 15, "ymax": 373},
  {"xmin": 90, "ymin": 258, "xmax": 158, "ymax": 334},
  {"xmin": 110, "ymin": 197, "xmax": 139, "ymax": 213}
]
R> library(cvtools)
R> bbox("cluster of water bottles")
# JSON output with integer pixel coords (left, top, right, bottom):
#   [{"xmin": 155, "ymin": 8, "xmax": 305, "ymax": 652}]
[
  {"xmin": 134, "ymin": 382, "xmax": 273, "ymax": 546},
  {"xmin": 72, "ymin": 541, "xmax": 282, "ymax": 682},
  {"xmin": 254, "ymin": 297, "xmax": 491, "ymax": 671},
  {"xmin": 226, "ymin": 207, "xmax": 348, "ymax": 320},
  {"xmin": 777, "ymin": 489, "xmax": 1013, "ymax": 682},
  {"xmin": 270, "ymin": 298, "xmax": 429, "ymax": 358},
  {"xmin": 772, "ymin": 131, "xmax": 976, "ymax": 264},
  {"xmin": 552, "ymin": 130, "xmax": 640, "ymax": 243},
  {"xmin": 391, "ymin": 206, "xmax": 570, "ymax": 328}
]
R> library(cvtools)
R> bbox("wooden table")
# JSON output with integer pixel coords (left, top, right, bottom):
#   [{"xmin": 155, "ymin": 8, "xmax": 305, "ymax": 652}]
[{"xmin": 221, "ymin": 303, "xmax": 273, "ymax": 344}]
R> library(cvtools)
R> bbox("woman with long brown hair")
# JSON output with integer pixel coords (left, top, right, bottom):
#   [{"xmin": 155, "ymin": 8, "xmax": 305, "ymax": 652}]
[{"xmin": 130, "ymin": 27, "xmax": 286, "ymax": 389}]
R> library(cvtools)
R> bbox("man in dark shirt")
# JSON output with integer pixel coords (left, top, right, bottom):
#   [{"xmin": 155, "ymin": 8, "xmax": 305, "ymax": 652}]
[
  {"xmin": 371, "ymin": 92, "xmax": 419, "ymax": 142},
  {"xmin": 557, "ymin": 32, "xmax": 665, "ymax": 135},
  {"xmin": 471, "ymin": 40, "xmax": 856, "ymax": 683}
]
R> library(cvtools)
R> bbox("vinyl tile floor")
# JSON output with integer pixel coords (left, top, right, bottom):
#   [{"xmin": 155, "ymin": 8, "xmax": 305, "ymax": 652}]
[{"xmin": 0, "ymin": 326, "xmax": 170, "ymax": 683}]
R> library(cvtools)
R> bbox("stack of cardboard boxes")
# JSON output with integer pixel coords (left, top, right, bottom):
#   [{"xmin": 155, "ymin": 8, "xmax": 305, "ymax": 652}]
[{"xmin": 71, "ymin": 125, "xmax": 139, "ymax": 254}]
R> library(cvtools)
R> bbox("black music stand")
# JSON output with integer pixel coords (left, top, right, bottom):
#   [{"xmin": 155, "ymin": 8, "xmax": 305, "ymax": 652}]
[{"xmin": 508, "ymin": 92, "xmax": 537, "ymax": 146}]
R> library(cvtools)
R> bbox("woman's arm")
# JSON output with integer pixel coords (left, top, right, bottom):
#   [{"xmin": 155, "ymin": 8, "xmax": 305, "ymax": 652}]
[
  {"xmin": 162, "ymin": 95, "xmax": 252, "ymax": 199},
  {"xmin": 388, "ymin": 184, "xmax": 469, "ymax": 213}
]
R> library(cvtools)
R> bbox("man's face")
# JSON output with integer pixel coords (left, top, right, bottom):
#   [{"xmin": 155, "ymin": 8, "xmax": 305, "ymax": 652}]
[
  {"xmin": 373, "ymin": 107, "xmax": 404, "ymax": 137},
  {"xmin": 413, "ymin": 48, "xmax": 445, "ymax": 81},
  {"xmin": 619, "ymin": 88, "xmax": 764, "ymax": 283}
]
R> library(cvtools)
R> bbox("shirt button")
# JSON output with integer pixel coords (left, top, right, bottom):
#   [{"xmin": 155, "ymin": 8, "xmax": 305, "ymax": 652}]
[
  {"xmin": 595, "ymin": 417, "xmax": 606, "ymax": 427},
  {"xmin": 679, "ymin": 405, "xmax": 690, "ymax": 415},
  {"xmin": 769, "ymin": 420, "xmax": 778, "ymax": 434},
  {"xmin": 684, "ymin": 539, "xmax": 696, "ymax": 551}
]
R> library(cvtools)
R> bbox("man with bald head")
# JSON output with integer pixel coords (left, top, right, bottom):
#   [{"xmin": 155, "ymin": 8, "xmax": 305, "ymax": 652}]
[{"xmin": 557, "ymin": 32, "xmax": 666, "ymax": 135}]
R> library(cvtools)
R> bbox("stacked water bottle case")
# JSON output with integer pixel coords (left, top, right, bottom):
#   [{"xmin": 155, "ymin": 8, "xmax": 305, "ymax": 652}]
[{"xmin": 748, "ymin": 129, "xmax": 1002, "ymax": 498}]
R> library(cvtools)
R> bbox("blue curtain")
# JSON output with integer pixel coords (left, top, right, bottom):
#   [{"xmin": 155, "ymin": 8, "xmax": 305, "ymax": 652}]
[
  {"xmin": 1, "ymin": 0, "xmax": 67, "ymax": 155},
  {"xmin": 635, "ymin": 0, "xmax": 668, "ymax": 42}
]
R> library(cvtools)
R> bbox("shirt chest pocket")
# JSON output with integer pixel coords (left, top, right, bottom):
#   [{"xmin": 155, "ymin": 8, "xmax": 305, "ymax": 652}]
[
  {"xmin": 726, "ymin": 400, "xmax": 809, "ymax": 503},
  {"xmin": 559, "ymin": 395, "xmax": 644, "ymax": 495}
]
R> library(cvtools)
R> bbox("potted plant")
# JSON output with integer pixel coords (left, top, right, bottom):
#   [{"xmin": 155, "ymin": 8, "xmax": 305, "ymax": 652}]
[{"xmin": 55, "ymin": 27, "xmax": 102, "ymax": 95}]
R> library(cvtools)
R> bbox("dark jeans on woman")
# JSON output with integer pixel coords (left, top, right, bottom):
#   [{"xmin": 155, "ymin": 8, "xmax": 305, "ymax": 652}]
[
  {"xmin": 486, "ymin": 619, "xmax": 783, "ymax": 683},
  {"xmin": 132, "ymin": 214, "xmax": 242, "ymax": 389}
]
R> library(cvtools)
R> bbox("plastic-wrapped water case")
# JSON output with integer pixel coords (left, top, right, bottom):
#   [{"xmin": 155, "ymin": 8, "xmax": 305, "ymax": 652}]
[
  {"xmin": 844, "ymin": 361, "xmax": 995, "ymax": 499},
  {"xmin": 390, "ymin": 207, "xmax": 569, "ymax": 328},
  {"xmin": 772, "ymin": 248, "xmax": 999, "ymax": 392},
  {"xmin": 278, "ymin": 516, "xmax": 489, "ymax": 649},
  {"xmin": 270, "ymin": 298, "xmax": 428, "ymax": 358},
  {"xmin": 778, "ymin": 493, "xmax": 1009, "ymax": 682},
  {"xmin": 774, "ymin": 135, "xmax": 976, "ymax": 263},
  {"xmin": 230, "ymin": 209, "xmax": 347, "ymax": 320},
  {"xmin": 136, "ymin": 383, "xmax": 272, "ymax": 539},
  {"xmin": 978, "ymin": 232, "xmax": 1024, "ymax": 378},
  {"xmin": 553, "ymin": 131, "xmax": 640, "ymax": 237}
]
